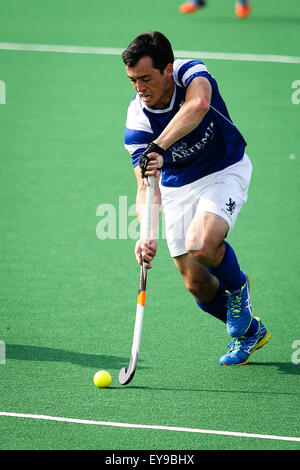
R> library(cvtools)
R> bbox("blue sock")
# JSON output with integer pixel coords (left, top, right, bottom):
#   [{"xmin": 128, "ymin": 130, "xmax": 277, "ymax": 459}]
[
  {"xmin": 209, "ymin": 242, "xmax": 246, "ymax": 292},
  {"xmin": 197, "ymin": 293, "xmax": 259, "ymax": 336},
  {"xmin": 196, "ymin": 273, "xmax": 258, "ymax": 337},
  {"xmin": 196, "ymin": 282, "xmax": 227, "ymax": 323},
  {"xmin": 244, "ymin": 317, "xmax": 258, "ymax": 337}
]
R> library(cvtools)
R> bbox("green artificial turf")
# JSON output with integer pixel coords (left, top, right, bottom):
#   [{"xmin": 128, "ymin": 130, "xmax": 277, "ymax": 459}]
[{"xmin": 0, "ymin": 0, "xmax": 299, "ymax": 451}]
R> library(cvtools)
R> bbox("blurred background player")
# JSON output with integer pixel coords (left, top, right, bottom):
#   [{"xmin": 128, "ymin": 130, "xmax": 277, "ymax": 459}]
[{"xmin": 179, "ymin": 0, "xmax": 252, "ymax": 18}]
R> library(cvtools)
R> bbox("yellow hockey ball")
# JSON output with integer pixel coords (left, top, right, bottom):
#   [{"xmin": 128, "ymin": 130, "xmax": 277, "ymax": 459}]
[{"xmin": 93, "ymin": 370, "xmax": 112, "ymax": 388}]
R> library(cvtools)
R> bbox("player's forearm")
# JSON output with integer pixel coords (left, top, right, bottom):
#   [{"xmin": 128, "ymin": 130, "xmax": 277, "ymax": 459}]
[
  {"xmin": 136, "ymin": 178, "xmax": 161, "ymax": 240},
  {"xmin": 135, "ymin": 181, "xmax": 146, "ymax": 222},
  {"xmin": 154, "ymin": 77, "xmax": 212, "ymax": 150},
  {"xmin": 154, "ymin": 98, "xmax": 209, "ymax": 150}
]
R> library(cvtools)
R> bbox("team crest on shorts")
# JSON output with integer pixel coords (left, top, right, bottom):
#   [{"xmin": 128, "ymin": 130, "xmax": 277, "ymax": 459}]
[{"xmin": 226, "ymin": 198, "xmax": 236, "ymax": 215}]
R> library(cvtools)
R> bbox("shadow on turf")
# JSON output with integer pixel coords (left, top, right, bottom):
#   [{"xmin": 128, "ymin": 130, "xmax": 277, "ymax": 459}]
[
  {"xmin": 125, "ymin": 386, "xmax": 300, "ymax": 396},
  {"xmin": 248, "ymin": 361, "xmax": 300, "ymax": 375},
  {"xmin": 6, "ymin": 343, "xmax": 147, "ymax": 370}
]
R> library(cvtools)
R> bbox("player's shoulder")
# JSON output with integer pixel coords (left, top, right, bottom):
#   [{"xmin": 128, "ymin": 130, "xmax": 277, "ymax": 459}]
[
  {"xmin": 173, "ymin": 58, "xmax": 209, "ymax": 87},
  {"xmin": 125, "ymin": 94, "xmax": 152, "ymax": 133}
]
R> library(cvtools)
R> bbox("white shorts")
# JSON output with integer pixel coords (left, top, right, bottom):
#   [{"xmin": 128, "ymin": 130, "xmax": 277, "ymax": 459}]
[{"xmin": 159, "ymin": 154, "xmax": 253, "ymax": 258}]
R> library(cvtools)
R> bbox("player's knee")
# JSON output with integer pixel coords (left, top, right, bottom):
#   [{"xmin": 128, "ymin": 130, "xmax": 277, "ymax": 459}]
[{"xmin": 185, "ymin": 230, "xmax": 212, "ymax": 265}]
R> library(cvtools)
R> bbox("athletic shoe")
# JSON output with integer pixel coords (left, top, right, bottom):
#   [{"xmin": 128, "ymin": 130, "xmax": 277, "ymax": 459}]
[
  {"xmin": 225, "ymin": 276, "xmax": 253, "ymax": 337},
  {"xmin": 235, "ymin": 2, "xmax": 251, "ymax": 18},
  {"xmin": 219, "ymin": 318, "xmax": 271, "ymax": 366},
  {"xmin": 179, "ymin": 0, "xmax": 206, "ymax": 14}
]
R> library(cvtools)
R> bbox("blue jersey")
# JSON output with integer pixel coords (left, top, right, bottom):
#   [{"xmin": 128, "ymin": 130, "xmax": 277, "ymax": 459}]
[{"xmin": 124, "ymin": 59, "xmax": 246, "ymax": 187}]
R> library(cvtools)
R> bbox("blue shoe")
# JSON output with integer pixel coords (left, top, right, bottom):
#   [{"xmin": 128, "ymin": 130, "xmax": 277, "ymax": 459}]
[
  {"xmin": 225, "ymin": 275, "xmax": 253, "ymax": 337},
  {"xmin": 219, "ymin": 318, "xmax": 271, "ymax": 366}
]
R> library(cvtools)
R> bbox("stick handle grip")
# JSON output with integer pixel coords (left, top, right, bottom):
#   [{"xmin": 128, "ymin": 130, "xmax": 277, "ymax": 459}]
[{"xmin": 142, "ymin": 176, "xmax": 155, "ymax": 243}]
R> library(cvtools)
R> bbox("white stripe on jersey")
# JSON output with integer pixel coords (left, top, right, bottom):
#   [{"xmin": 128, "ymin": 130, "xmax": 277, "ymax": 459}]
[
  {"xmin": 125, "ymin": 95, "xmax": 153, "ymax": 133},
  {"xmin": 124, "ymin": 143, "xmax": 148, "ymax": 154},
  {"xmin": 210, "ymin": 105, "xmax": 235, "ymax": 127},
  {"xmin": 181, "ymin": 63, "xmax": 208, "ymax": 86},
  {"xmin": 173, "ymin": 59, "xmax": 208, "ymax": 86}
]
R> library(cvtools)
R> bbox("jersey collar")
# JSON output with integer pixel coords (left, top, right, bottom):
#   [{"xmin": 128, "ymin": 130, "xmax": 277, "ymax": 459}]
[{"xmin": 141, "ymin": 82, "xmax": 177, "ymax": 114}]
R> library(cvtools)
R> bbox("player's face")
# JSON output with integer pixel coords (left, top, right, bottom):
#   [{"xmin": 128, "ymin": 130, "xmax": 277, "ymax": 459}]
[{"xmin": 126, "ymin": 56, "xmax": 174, "ymax": 109}]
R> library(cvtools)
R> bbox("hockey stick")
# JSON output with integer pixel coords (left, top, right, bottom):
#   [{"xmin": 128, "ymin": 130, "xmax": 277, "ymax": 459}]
[{"xmin": 119, "ymin": 176, "xmax": 155, "ymax": 385}]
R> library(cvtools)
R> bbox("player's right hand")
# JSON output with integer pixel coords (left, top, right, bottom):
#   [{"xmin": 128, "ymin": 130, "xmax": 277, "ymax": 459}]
[{"xmin": 135, "ymin": 239, "xmax": 157, "ymax": 269}]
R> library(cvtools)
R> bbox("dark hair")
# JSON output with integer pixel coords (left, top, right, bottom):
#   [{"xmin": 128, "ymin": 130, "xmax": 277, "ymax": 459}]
[{"xmin": 122, "ymin": 31, "xmax": 174, "ymax": 74}]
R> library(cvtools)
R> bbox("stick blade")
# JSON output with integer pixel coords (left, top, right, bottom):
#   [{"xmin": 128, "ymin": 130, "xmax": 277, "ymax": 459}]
[
  {"xmin": 118, "ymin": 367, "xmax": 135, "ymax": 385},
  {"xmin": 118, "ymin": 354, "xmax": 138, "ymax": 385}
]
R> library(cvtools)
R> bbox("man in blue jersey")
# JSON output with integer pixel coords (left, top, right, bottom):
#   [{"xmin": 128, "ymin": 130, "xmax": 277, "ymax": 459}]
[{"xmin": 122, "ymin": 31, "xmax": 270, "ymax": 366}]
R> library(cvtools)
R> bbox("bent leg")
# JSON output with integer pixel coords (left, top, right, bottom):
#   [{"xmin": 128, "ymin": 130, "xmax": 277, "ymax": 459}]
[
  {"xmin": 184, "ymin": 210, "xmax": 256, "ymax": 336},
  {"xmin": 173, "ymin": 252, "xmax": 218, "ymax": 304},
  {"xmin": 185, "ymin": 211, "xmax": 246, "ymax": 290},
  {"xmin": 173, "ymin": 253, "xmax": 227, "ymax": 323}
]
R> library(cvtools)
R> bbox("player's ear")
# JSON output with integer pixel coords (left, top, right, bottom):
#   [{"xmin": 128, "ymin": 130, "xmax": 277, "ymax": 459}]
[{"xmin": 164, "ymin": 63, "xmax": 173, "ymax": 77}]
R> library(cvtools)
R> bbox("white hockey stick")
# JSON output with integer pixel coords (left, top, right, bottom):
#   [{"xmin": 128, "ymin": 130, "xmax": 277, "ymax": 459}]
[{"xmin": 119, "ymin": 176, "xmax": 155, "ymax": 385}]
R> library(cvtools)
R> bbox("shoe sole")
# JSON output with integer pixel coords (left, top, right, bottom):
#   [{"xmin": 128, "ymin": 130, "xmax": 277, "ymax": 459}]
[{"xmin": 221, "ymin": 330, "xmax": 271, "ymax": 366}]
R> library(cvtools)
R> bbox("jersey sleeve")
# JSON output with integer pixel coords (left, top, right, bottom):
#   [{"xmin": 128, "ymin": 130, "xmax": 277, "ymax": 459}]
[
  {"xmin": 124, "ymin": 96, "xmax": 154, "ymax": 167},
  {"xmin": 173, "ymin": 59, "xmax": 212, "ymax": 89}
]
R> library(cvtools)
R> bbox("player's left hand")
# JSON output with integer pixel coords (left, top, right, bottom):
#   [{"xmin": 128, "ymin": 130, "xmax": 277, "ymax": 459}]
[{"xmin": 135, "ymin": 239, "xmax": 158, "ymax": 269}]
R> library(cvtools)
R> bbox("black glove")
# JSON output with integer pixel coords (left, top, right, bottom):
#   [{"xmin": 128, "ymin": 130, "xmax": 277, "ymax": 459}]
[{"xmin": 139, "ymin": 142, "xmax": 165, "ymax": 178}]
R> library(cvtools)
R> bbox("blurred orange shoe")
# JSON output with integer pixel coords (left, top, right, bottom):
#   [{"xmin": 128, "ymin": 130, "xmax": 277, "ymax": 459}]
[
  {"xmin": 235, "ymin": 2, "xmax": 251, "ymax": 18},
  {"xmin": 179, "ymin": 1, "xmax": 206, "ymax": 14}
]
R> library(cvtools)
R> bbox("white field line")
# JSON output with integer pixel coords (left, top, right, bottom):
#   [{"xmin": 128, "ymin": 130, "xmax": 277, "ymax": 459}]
[
  {"xmin": 0, "ymin": 42, "xmax": 300, "ymax": 64},
  {"xmin": 1, "ymin": 412, "xmax": 300, "ymax": 443}
]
